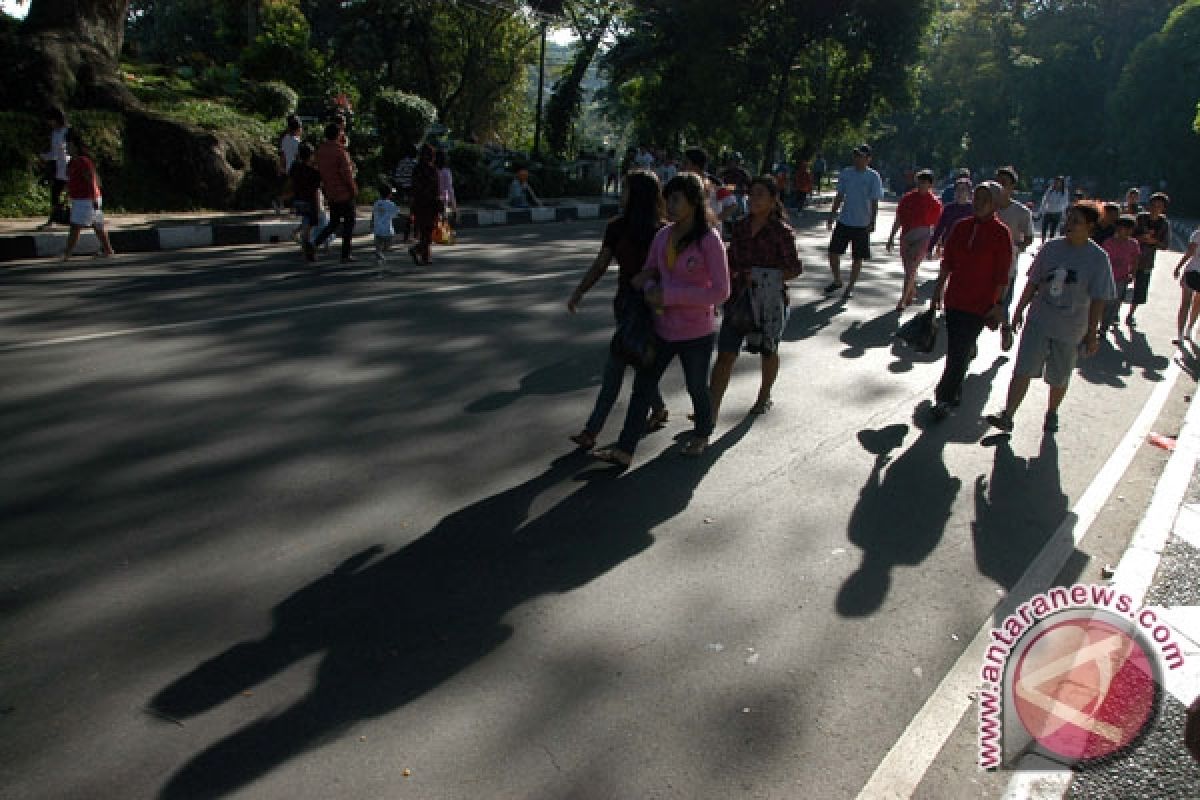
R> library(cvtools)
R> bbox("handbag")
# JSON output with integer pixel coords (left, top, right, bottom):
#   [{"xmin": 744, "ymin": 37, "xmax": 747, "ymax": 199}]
[
  {"xmin": 725, "ymin": 286, "xmax": 758, "ymax": 335},
  {"xmin": 897, "ymin": 308, "xmax": 941, "ymax": 353},
  {"xmin": 610, "ymin": 290, "xmax": 658, "ymax": 368},
  {"xmin": 433, "ymin": 218, "xmax": 456, "ymax": 245}
]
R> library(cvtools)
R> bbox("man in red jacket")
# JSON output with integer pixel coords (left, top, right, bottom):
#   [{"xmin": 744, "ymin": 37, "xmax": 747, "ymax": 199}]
[
  {"xmin": 312, "ymin": 122, "xmax": 359, "ymax": 263},
  {"xmin": 929, "ymin": 181, "xmax": 1012, "ymax": 420}
]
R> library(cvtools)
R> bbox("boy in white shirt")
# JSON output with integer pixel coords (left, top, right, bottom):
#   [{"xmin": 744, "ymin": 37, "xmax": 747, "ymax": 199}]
[{"xmin": 372, "ymin": 185, "xmax": 402, "ymax": 269}]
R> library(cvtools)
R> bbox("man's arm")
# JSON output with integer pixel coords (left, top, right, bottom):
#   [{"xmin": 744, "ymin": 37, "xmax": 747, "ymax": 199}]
[
  {"xmin": 1084, "ymin": 298, "xmax": 1105, "ymax": 354},
  {"xmin": 869, "ymin": 198, "xmax": 879, "ymax": 233},
  {"xmin": 827, "ymin": 192, "xmax": 844, "ymax": 229}
]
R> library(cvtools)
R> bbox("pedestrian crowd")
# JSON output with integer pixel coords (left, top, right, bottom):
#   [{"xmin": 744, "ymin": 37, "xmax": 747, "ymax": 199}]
[{"xmin": 565, "ymin": 142, "xmax": 1189, "ymax": 467}]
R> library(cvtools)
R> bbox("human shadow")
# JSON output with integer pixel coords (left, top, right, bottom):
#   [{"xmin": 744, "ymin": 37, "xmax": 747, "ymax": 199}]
[
  {"xmin": 150, "ymin": 421, "xmax": 753, "ymax": 799},
  {"xmin": 783, "ymin": 297, "xmax": 846, "ymax": 342},
  {"xmin": 972, "ymin": 432, "xmax": 1081, "ymax": 596},
  {"xmin": 1080, "ymin": 327, "xmax": 1171, "ymax": 387},
  {"xmin": 837, "ymin": 358, "xmax": 1006, "ymax": 616},
  {"xmin": 466, "ymin": 354, "xmax": 601, "ymax": 413},
  {"xmin": 885, "ymin": 307, "xmax": 949, "ymax": 373},
  {"xmin": 838, "ymin": 309, "xmax": 901, "ymax": 359}
]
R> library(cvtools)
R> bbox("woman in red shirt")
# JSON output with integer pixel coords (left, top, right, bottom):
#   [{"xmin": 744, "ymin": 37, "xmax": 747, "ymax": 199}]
[
  {"xmin": 886, "ymin": 169, "xmax": 942, "ymax": 310},
  {"xmin": 61, "ymin": 130, "xmax": 115, "ymax": 261}
]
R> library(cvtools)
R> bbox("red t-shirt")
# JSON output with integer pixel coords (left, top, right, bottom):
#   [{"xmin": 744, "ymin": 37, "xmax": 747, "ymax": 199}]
[
  {"xmin": 895, "ymin": 189, "xmax": 942, "ymax": 233},
  {"xmin": 942, "ymin": 214, "xmax": 1012, "ymax": 316},
  {"xmin": 66, "ymin": 155, "xmax": 100, "ymax": 201}
]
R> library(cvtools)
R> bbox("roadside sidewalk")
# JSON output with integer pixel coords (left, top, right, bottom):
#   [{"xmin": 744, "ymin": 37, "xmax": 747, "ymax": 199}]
[
  {"xmin": 1007, "ymin": 371, "xmax": 1200, "ymax": 799},
  {"xmin": 0, "ymin": 196, "xmax": 621, "ymax": 262}
]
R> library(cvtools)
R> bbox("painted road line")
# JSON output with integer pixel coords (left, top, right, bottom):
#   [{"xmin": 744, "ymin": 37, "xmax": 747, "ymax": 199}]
[
  {"xmin": 0, "ymin": 269, "xmax": 577, "ymax": 353},
  {"xmin": 855, "ymin": 360, "xmax": 1182, "ymax": 800}
]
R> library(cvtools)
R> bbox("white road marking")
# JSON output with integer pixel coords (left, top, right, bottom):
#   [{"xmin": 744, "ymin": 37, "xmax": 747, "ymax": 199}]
[
  {"xmin": 0, "ymin": 269, "xmax": 576, "ymax": 353},
  {"xmin": 856, "ymin": 360, "xmax": 1182, "ymax": 800}
]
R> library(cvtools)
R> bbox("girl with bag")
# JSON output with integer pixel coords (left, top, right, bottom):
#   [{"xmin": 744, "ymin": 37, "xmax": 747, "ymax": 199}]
[
  {"xmin": 707, "ymin": 176, "xmax": 802, "ymax": 422},
  {"xmin": 566, "ymin": 170, "xmax": 668, "ymax": 450},
  {"xmin": 592, "ymin": 172, "xmax": 729, "ymax": 467}
]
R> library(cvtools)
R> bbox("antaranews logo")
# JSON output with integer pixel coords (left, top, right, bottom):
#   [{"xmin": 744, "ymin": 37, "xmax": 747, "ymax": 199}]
[{"xmin": 978, "ymin": 583, "xmax": 1185, "ymax": 770}]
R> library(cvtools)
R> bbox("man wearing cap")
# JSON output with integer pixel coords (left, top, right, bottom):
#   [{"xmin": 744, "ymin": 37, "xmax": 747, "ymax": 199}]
[
  {"xmin": 825, "ymin": 144, "xmax": 883, "ymax": 300},
  {"xmin": 929, "ymin": 181, "xmax": 1011, "ymax": 420},
  {"xmin": 995, "ymin": 166, "xmax": 1035, "ymax": 352}
]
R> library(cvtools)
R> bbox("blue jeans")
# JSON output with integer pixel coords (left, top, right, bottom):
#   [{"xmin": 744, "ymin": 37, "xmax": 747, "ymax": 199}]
[
  {"xmin": 616, "ymin": 333, "xmax": 716, "ymax": 455},
  {"xmin": 584, "ymin": 350, "xmax": 664, "ymax": 436}
]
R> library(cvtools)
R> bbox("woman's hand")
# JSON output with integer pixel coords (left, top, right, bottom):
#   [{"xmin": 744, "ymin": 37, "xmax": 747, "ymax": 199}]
[{"xmin": 630, "ymin": 268, "xmax": 655, "ymax": 290}]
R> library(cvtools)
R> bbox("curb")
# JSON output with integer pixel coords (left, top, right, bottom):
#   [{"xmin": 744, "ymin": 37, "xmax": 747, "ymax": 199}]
[{"xmin": 0, "ymin": 201, "xmax": 620, "ymax": 262}]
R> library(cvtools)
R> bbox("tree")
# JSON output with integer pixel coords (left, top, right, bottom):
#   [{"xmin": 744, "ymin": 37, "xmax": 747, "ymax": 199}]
[
  {"xmin": 543, "ymin": 1, "xmax": 617, "ymax": 156},
  {"xmin": 3, "ymin": 0, "xmax": 136, "ymax": 110}
]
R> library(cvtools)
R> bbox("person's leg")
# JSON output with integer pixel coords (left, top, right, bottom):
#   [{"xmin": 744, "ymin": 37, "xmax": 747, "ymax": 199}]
[
  {"xmin": 827, "ymin": 250, "xmax": 842, "ymax": 286},
  {"xmin": 1188, "ymin": 289, "xmax": 1200, "ymax": 338},
  {"xmin": 846, "ymin": 257, "xmax": 863, "ymax": 294},
  {"xmin": 43, "ymin": 179, "xmax": 66, "ymax": 227},
  {"xmin": 418, "ymin": 219, "xmax": 434, "ymax": 263},
  {"xmin": 312, "ymin": 213, "xmax": 337, "ymax": 249},
  {"xmin": 1005, "ymin": 375, "xmax": 1033, "ymax": 416},
  {"xmin": 844, "ymin": 227, "xmax": 868, "ymax": 296},
  {"xmin": 678, "ymin": 334, "xmax": 717, "ymax": 442},
  {"xmin": 1047, "ymin": 384, "xmax": 1068, "ymax": 413},
  {"xmin": 583, "ymin": 350, "xmax": 628, "ymax": 436},
  {"xmin": 337, "ymin": 203, "xmax": 355, "ymax": 261},
  {"xmin": 757, "ymin": 352, "xmax": 780, "ymax": 407},
  {"xmin": 934, "ymin": 309, "xmax": 984, "ymax": 407},
  {"xmin": 708, "ymin": 350, "xmax": 738, "ymax": 425},
  {"xmin": 93, "ymin": 221, "xmax": 114, "ymax": 256},
  {"xmin": 1177, "ymin": 284, "xmax": 1192, "ymax": 341},
  {"xmin": 62, "ymin": 224, "xmax": 81, "ymax": 260},
  {"xmin": 1129, "ymin": 269, "xmax": 1151, "ymax": 324},
  {"xmin": 613, "ymin": 343, "xmax": 674, "ymax": 457}
]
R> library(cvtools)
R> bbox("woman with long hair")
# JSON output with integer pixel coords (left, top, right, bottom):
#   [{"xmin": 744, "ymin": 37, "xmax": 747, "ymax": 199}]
[
  {"xmin": 593, "ymin": 172, "xmax": 730, "ymax": 467},
  {"xmin": 567, "ymin": 170, "xmax": 668, "ymax": 449},
  {"xmin": 707, "ymin": 175, "xmax": 802, "ymax": 421}
]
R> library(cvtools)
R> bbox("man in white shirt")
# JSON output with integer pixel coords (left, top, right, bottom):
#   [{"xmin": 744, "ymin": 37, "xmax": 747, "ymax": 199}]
[
  {"xmin": 995, "ymin": 165, "xmax": 1034, "ymax": 350},
  {"xmin": 825, "ymin": 144, "xmax": 883, "ymax": 301},
  {"xmin": 276, "ymin": 115, "xmax": 302, "ymax": 214}
]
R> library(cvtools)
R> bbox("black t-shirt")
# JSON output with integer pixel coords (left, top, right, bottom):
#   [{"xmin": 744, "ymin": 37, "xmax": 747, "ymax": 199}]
[
  {"xmin": 1133, "ymin": 213, "xmax": 1169, "ymax": 270},
  {"xmin": 288, "ymin": 162, "xmax": 321, "ymax": 206},
  {"xmin": 602, "ymin": 216, "xmax": 663, "ymax": 316}
]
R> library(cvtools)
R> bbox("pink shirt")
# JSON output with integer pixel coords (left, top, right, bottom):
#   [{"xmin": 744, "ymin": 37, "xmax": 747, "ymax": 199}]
[
  {"xmin": 1102, "ymin": 236, "xmax": 1140, "ymax": 282},
  {"xmin": 644, "ymin": 225, "xmax": 730, "ymax": 341}
]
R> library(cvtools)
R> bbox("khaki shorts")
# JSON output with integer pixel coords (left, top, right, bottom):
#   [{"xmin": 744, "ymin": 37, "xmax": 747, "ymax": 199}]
[{"xmin": 1014, "ymin": 327, "xmax": 1079, "ymax": 387}]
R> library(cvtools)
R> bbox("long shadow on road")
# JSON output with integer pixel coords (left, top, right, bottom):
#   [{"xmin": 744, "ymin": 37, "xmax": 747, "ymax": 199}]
[
  {"xmin": 150, "ymin": 420, "xmax": 753, "ymax": 799},
  {"xmin": 837, "ymin": 357, "xmax": 1006, "ymax": 617}
]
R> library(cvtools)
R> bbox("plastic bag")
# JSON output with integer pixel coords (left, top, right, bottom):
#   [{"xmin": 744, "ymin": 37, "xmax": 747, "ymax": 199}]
[
  {"xmin": 898, "ymin": 309, "xmax": 940, "ymax": 353},
  {"xmin": 433, "ymin": 219, "xmax": 456, "ymax": 245}
]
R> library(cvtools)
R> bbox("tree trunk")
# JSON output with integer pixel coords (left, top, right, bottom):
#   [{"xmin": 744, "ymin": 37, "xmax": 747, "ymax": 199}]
[{"xmin": 6, "ymin": 0, "xmax": 137, "ymax": 111}]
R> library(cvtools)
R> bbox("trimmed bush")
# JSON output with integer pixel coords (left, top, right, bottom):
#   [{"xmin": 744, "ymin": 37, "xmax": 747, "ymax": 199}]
[
  {"xmin": 373, "ymin": 88, "xmax": 436, "ymax": 171},
  {"xmin": 245, "ymin": 81, "xmax": 298, "ymax": 120}
]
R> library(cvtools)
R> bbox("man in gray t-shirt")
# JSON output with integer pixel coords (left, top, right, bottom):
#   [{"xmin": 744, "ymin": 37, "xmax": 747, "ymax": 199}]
[{"xmin": 986, "ymin": 203, "xmax": 1115, "ymax": 434}]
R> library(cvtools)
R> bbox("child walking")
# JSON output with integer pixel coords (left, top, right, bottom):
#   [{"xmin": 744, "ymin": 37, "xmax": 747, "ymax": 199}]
[
  {"xmin": 61, "ymin": 130, "xmax": 114, "ymax": 261},
  {"xmin": 372, "ymin": 184, "xmax": 402, "ymax": 269},
  {"xmin": 1100, "ymin": 215, "xmax": 1140, "ymax": 335}
]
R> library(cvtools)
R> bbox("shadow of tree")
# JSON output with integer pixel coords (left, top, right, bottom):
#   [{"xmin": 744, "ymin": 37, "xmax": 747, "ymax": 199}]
[{"xmin": 149, "ymin": 421, "xmax": 754, "ymax": 799}]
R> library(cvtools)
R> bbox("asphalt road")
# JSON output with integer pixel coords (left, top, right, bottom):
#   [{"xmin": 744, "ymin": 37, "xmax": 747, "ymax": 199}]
[{"xmin": 0, "ymin": 211, "xmax": 1191, "ymax": 799}]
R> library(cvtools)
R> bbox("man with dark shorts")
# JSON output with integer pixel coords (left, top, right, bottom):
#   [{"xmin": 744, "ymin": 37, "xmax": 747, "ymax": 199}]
[
  {"xmin": 1126, "ymin": 191, "xmax": 1170, "ymax": 327},
  {"xmin": 825, "ymin": 144, "xmax": 883, "ymax": 301}
]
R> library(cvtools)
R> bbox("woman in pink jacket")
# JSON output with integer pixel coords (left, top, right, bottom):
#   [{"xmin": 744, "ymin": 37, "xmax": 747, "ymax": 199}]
[{"xmin": 594, "ymin": 172, "xmax": 730, "ymax": 466}]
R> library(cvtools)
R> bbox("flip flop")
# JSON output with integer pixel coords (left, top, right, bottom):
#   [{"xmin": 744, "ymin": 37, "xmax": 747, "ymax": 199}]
[{"xmin": 592, "ymin": 447, "xmax": 631, "ymax": 468}]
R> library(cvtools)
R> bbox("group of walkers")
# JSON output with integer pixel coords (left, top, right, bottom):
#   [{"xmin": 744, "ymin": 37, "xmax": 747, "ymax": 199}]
[
  {"xmin": 566, "ymin": 141, "xmax": 1192, "ymax": 466},
  {"xmin": 567, "ymin": 148, "xmax": 802, "ymax": 468},
  {"xmin": 277, "ymin": 116, "xmax": 452, "ymax": 269}
]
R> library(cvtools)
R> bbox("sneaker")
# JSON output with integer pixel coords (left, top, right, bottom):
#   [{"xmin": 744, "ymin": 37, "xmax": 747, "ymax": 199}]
[
  {"xmin": 986, "ymin": 410, "xmax": 1014, "ymax": 433},
  {"xmin": 931, "ymin": 402, "xmax": 950, "ymax": 421},
  {"xmin": 1001, "ymin": 325, "xmax": 1014, "ymax": 352},
  {"xmin": 1044, "ymin": 411, "xmax": 1059, "ymax": 432},
  {"xmin": 823, "ymin": 281, "xmax": 843, "ymax": 294}
]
